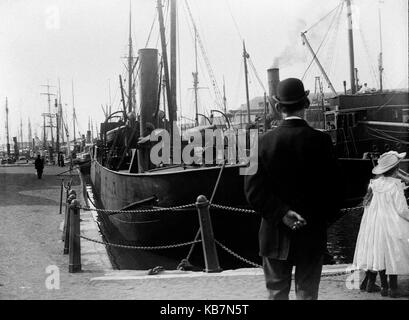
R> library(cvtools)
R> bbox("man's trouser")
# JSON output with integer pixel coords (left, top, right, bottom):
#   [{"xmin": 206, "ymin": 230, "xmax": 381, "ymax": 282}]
[{"xmin": 262, "ymin": 254, "xmax": 323, "ymax": 300}]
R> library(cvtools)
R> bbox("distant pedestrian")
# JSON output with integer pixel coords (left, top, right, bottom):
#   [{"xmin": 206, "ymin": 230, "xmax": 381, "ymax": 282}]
[
  {"xmin": 353, "ymin": 151, "xmax": 409, "ymax": 298},
  {"xmin": 34, "ymin": 155, "xmax": 44, "ymax": 179},
  {"xmin": 244, "ymin": 78, "xmax": 344, "ymax": 300},
  {"xmin": 58, "ymin": 153, "xmax": 65, "ymax": 167}
]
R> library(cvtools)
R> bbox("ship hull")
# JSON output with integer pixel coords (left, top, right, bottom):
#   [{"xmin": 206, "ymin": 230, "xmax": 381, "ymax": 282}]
[{"xmin": 90, "ymin": 160, "xmax": 261, "ymax": 269}]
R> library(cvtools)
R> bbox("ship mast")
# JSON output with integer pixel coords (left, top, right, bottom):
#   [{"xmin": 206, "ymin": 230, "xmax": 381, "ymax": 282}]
[
  {"xmin": 5, "ymin": 97, "xmax": 10, "ymax": 156},
  {"xmin": 40, "ymin": 82, "xmax": 56, "ymax": 153},
  {"xmin": 128, "ymin": 2, "xmax": 133, "ymax": 114},
  {"xmin": 28, "ymin": 118, "xmax": 32, "ymax": 152},
  {"xmin": 157, "ymin": 0, "xmax": 173, "ymax": 130},
  {"xmin": 193, "ymin": 27, "xmax": 199, "ymax": 126},
  {"xmin": 223, "ymin": 76, "xmax": 227, "ymax": 115},
  {"xmin": 170, "ymin": 0, "xmax": 177, "ymax": 123},
  {"xmin": 55, "ymin": 98, "xmax": 60, "ymax": 154},
  {"xmin": 378, "ymin": 1, "xmax": 384, "ymax": 92},
  {"xmin": 20, "ymin": 116, "xmax": 23, "ymax": 151},
  {"xmin": 346, "ymin": 0, "xmax": 357, "ymax": 94},
  {"xmin": 72, "ymin": 80, "xmax": 77, "ymax": 149},
  {"xmin": 58, "ymin": 80, "xmax": 65, "ymax": 146},
  {"xmin": 243, "ymin": 41, "xmax": 251, "ymax": 124}
]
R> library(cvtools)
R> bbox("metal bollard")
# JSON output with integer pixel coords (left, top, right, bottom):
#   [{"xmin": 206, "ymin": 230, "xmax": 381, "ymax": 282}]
[
  {"xmin": 59, "ymin": 179, "xmax": 64, "ymax": 215},
  {"xmin": 63, "ymin": 193, "xmax": 76, "ymax": 253},
  {"xmin": 195, "ymin": 195, "xmax": 222, "ymax": 273},
  {"xmin": 68, "ymin": 199, "xmax": 81, "ymax": 273}
]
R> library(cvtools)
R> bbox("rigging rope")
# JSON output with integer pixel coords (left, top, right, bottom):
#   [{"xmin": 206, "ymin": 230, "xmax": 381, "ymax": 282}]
[
  {"xmin": 248, "ymin": 58, "xmax": 267, "ymax": 94},
  {"xmin": 302, "ymin": 3, "xmax": 343, "ymax": 82},
  {"xmin": 144, "ymin": 11, "xmax": 158, "ymax": 48},
  {"xmin": 304, "ymin": 3, "xmax": 342, "ymax": 33},
  {"xmin": 224, "ymin": 0, "xmax": 244, "ymax": 42},
  {"xmin": 326, "ymin": 1, "xmax": 344, "ymax": 80},
  {"xmin": 358, "ymin": 27, "xmax": 379, "ymax": 87},
  {"xmin": 183, "ymin": 0, "xmax": 224, "ymax": 110}
]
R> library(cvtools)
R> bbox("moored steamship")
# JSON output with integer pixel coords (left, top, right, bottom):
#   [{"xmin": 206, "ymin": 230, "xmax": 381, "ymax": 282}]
[{"xmin": 88, "ymin": 0, "xmax": 408, "ymax": 269}]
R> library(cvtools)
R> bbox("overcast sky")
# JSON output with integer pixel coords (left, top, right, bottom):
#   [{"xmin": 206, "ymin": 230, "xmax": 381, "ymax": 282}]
[{"xmin": 0, "ymin": 0, "xmax": 407, "ymax": 143}]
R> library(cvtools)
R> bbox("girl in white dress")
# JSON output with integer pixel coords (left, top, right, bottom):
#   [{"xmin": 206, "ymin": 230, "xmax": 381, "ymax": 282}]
[{"xmin": 353, "ymin": 151, "xmax": 409, "ymax": 298}]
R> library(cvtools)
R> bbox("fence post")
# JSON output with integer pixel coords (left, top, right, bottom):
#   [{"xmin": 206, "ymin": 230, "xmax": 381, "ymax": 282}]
[
  {"xmin": 69, "ymin": 199, "xmax": 81, "ymax": 273},
  {"xmin": 63, "ymin": 192, "xmax": 76, "ymax": 253},
  {"xmin": 196, "ymin": 195, "xmax": 222, "ymax": 273},
  {"xmin": 59, "ymin": 178, "xmax": 64, "ymax": 215}
]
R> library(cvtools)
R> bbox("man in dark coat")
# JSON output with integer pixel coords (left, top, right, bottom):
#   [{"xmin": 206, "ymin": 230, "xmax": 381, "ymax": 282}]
[
  {"xmin": 244, "ymin": 78, "xmax": 344, "ymax": 300},
  {"xmin": 34, "ymin": 155, "xmax": 44, "ymax": 179}
]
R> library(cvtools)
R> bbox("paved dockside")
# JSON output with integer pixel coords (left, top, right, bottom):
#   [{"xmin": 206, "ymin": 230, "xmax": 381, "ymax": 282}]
[{"xmin": 0, "ymin": 165, "xmax": 408, "ymax": 300}]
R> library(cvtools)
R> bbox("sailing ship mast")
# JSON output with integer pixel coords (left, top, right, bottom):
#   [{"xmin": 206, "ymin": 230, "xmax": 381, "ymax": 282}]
[
  {"xmin": 72, "ymin": 80, "xmax": 76, "ymax": 149},
  {"xmin": 58, "ymin": 80, "xmax": 65, "ymax": 146},
  {"xmin": 55, "ymin": 98, "xmax": 60, "ymax": 154},
  {"xmin": 19, "ymin": 116, "xmax": 23, "ymax": 151},
  {"xmin": 40, "ymin": 82, "xmax": 56, "ymax": 153},
  {"xmin": 5, "ymin": 97, "xmax": 10, "ymax": 156},
  {"xmin": 28, "ymin": 118, "xmax": 32, "ymax": 152}
]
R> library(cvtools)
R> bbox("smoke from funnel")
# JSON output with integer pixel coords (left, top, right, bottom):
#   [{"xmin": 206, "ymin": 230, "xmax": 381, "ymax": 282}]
[{"xmin": 273, "ymin": 18, "xmax": 309, "ymax": 69}]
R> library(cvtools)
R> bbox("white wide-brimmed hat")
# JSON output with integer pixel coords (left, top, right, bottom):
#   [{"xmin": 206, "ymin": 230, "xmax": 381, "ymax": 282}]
[{"xmin": 372, "ymin": 151, "xmax": 407, "ymax": 175}]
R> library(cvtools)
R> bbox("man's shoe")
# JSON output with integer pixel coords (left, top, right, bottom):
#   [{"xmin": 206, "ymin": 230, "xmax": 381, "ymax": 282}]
[{"xmin": 380, "ymin": 287, "xmax": 388, "ymax": 297}]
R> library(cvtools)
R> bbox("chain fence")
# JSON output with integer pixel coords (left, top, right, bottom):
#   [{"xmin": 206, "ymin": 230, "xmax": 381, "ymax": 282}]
[
  {"xmin": 71, "ymin": 191, "xmax": 408, "ymax": 276},
  {"xmin": 69, "ymin": 202, "xmax": 374, "ymax": 216},
  {"xmin": 79, "ymin": 235, "xmax": 201, "ymax": 250}
]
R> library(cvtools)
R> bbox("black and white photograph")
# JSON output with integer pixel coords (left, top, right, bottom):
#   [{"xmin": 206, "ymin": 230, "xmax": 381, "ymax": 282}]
[{"xmin": 0, "ymin": 0, "xmax": 408, "ymax": 309}]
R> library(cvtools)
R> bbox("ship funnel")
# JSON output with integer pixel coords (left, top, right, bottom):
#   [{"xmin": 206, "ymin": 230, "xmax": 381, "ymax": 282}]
[
  {"xmin": 267, "ymin": 67, "xmax": 280, "ymax": 101},
  {"xmin": 139, "ymin": 48, "xmax": 159, "ymax": 136},
  {"xmin": 267, "ymin": 67, "xmax": 281, "ymax": 119}
]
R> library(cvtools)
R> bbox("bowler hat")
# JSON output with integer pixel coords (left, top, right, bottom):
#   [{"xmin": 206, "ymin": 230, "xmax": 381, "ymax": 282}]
[
  {"xmin": 372, "ymin": 151, "xmax": 406, "ymax": 175},
  {"xmin": 273, "ymin": 78, "xmax": 310, "ymax": 105}
]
